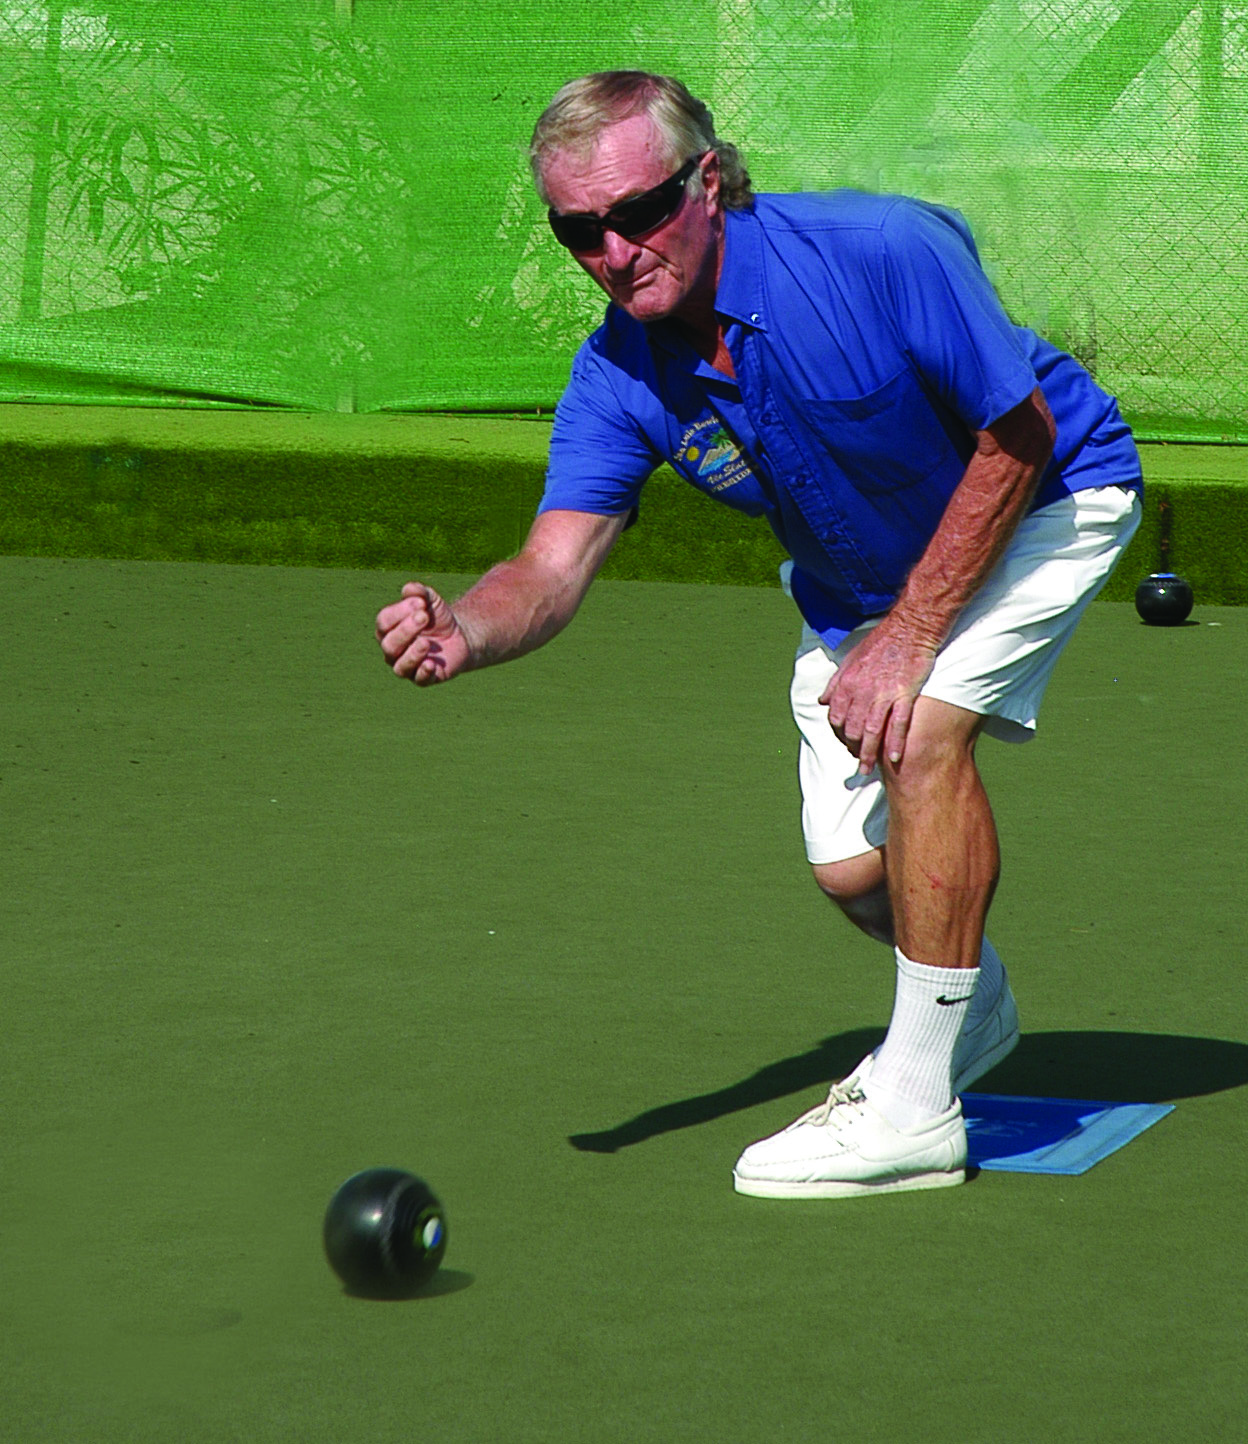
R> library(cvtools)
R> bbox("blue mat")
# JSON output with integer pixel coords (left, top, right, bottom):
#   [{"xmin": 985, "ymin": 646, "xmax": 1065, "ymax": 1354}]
[{"xmin": 962, "ymin": 1094, "xmax": 1174, "ymax": 1175}]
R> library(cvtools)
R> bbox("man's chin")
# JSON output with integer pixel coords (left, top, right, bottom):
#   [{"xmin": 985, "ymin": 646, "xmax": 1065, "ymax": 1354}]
[{"xmin": 611, "ymin": 287, "xmax": 677, "ymax": 324}]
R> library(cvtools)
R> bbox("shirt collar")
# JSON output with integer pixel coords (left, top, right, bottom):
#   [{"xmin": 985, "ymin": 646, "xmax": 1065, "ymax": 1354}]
[{"xmin": 713, "ymin": 206, "xmax": 767, "ymax": 330}]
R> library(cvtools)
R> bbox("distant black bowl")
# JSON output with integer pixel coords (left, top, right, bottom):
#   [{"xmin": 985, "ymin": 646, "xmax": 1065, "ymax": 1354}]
[{"xmin": 1134, "ymin": 572, "xmax": 1194, "ymax": 626}]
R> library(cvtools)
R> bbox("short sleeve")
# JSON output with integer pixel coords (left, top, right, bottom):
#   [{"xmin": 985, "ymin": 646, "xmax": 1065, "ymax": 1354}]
[
  {"xmin": 879, "ymin": 201, "xmax": 1039, "ymax": 430},
  {"xmin": 538, "ymin": 337, "xmax": 662, "ymax": 516}
]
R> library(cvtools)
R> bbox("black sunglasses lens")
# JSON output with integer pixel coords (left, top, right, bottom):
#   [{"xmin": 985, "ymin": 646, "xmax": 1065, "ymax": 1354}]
[
  {"xmin": 548, "ymin": 157, "xmax": 699, "ymax": 252},
  {"xmin": 610, "ymin": 189, "xmax": 675, "ymax": 239},
  {"xmin": 549, "ymin": 212, "xmax": 604, "ymax": 251}
]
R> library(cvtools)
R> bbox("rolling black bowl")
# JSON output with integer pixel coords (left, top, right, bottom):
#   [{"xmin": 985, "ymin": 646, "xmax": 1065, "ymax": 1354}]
[{"xmin": 323, "ymin": 1167, "xmax": 447, "ymax": 1297}]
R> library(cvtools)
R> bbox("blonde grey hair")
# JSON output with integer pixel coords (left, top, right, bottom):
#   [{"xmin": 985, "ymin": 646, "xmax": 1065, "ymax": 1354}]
[{"xmin": 529, "ymin": 71, "xmax": 753, "ymax": 211}]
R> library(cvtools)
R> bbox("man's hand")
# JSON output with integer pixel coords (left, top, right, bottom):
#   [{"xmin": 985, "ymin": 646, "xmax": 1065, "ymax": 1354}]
[
  {"xmin": 820, "ymin": 620, "xmax": 939, "ymax": 774},
  {"xmin": 374, "ymin": 510, "xmax": 630, "ymax": 690},
  {"xmin": 376, "ymin": 582, "xmax": 472, "ymax": 685},
  {"xmin": 821, "ymin": 387, "xmax": 1057, "ymax": 772}
]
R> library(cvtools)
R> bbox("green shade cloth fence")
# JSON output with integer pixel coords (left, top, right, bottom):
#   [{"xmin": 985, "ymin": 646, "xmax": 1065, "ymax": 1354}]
[{"xmin": 2, "ymin": 1, "xmax": 1247, "ymax": 440}]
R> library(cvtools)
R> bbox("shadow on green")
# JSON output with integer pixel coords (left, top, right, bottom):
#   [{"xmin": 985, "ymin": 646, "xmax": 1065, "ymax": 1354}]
[
  {"xmin": 340, "ymin": 1268, "xmax": 475, "ymax": 1302},
  {"xmin": 569, "ymin": 1029, "xmax": 1248, "ymax": 1152}
]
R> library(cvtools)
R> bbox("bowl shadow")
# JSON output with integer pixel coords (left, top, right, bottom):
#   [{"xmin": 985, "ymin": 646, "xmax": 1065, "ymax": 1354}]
[{"xmin": 342, "ymin": 1268, "xmax": 474, "ymax": 1301}]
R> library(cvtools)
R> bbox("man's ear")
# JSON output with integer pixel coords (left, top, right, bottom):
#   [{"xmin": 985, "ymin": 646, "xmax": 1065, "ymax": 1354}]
[{"xmin": 699, "ymin": 150, "xmax": 722, "ymax": 212}]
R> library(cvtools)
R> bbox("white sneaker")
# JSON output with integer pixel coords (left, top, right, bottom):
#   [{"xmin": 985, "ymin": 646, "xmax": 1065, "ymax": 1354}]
[
  {"xmin": 733, "ymin": 1079, "xmax": 966, "ymax": 1199},
  {"xmin": 953, "ymin": 966, "xmax": 1019, "ymax": 1092}
]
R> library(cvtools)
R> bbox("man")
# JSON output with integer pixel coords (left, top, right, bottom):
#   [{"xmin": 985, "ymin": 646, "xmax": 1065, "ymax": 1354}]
[{"xmin": 376, "ymin": 72, "xmax": 1142, "ymax": 1199}]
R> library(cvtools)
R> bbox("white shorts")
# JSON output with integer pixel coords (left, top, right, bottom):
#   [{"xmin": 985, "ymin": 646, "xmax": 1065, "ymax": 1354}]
[{"xmin": 791, "ymin": 485, "xmax": 1141, "ymax": 865}]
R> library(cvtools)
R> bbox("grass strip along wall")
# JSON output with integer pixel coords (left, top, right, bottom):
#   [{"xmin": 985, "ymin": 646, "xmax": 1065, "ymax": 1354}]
[{"xmin": 1, "ymin": 405, "xmax": 1245, "ymax": 604}]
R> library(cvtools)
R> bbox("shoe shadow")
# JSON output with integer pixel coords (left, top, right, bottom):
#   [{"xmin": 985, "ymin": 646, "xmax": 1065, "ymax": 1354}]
[
  {"xmin": 568, "ymin": 1027, "xmax": 881, "ymax": 1154},
  {"xmin": 567, "ymin": 1030, "xmax": 1248, "ymax": 1154}
]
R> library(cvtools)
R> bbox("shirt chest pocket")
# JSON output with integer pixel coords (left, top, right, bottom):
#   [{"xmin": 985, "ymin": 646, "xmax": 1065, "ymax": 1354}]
[{"xmin": 800, "ymin": 369, "xmax": 969, "ymax": 494}]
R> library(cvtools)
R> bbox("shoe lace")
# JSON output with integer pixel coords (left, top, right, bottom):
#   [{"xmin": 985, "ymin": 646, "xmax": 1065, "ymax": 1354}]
[{"xmin": 800, "ymin": 1077, "xmax": 867, "ymax": 1129}]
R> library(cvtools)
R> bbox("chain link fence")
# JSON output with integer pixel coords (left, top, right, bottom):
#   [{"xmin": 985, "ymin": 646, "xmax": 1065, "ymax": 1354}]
[{"xmin": 1, "ymin": 1, "xmax": 1245, "ymax": 437}]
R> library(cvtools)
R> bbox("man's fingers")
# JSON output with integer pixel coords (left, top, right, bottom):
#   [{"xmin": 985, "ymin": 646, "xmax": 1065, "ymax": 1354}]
[
  {"xmin": 883, "ymin": 695, "xmax": 914, "ymax": 768},
  {"xmin": 376, "ymin": 587, "xmax": 444, "ymax": 664},
  {"xmin": 854, "ymin": 699, "xmax": 894, "ymax": 774},
  {"xmin": 824, "ymin": 681, "xmax": 904, "ymax": 773},
  {"xmin": 820, "ymin": 677, "xmax": 852, "ymax": 735},
  {"xmin": 376, "ymin": 598, "xmax": 423, "ymax": 644},
  {"xmin": 377, "ymin": 583, "xmax": 441, "ymax": 638},
  {"xmin": 414, "ymin": 652, "xmax": 449, "ymax": 686},
  {"xmin": 376, "ymin": 580, "xmax": 470, "ymax": 688},
  {"xmin": 390, "ymin": 633, "xmax": 433, "ymax": 678},
  {"xmin": 817, "ymin": 623, "xmax": 933, "ymax": 772},
  {"xmin": 378, "ymin": 612, "xmax": 426, "ymax": 664},
  {"xmin": 851, "ymin": 695, "xmax": 914, "ymax": 774}
]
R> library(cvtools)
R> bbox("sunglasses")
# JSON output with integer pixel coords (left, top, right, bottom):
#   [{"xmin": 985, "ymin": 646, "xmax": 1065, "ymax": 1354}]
[{"xmin": 547, "ymin": 155, "xmax": 704, "ymax": 253}]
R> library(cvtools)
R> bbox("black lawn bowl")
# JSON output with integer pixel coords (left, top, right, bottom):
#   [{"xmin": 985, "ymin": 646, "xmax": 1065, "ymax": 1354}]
[
  {"xmin": 323, "ymin": 1168, "xmax": 448, "ymax": 1298},
  {"xmin": 1134, "ymin": 572, "xmax": 1194, "ymax": 626}
]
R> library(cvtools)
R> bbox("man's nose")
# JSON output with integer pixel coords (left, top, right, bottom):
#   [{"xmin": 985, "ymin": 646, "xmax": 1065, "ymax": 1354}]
[{"xmin": 601, "ymin": 227, "xmax": 641, "ymax": 271}]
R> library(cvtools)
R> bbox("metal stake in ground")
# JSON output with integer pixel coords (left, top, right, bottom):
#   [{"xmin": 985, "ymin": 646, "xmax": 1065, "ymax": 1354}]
[{"xmin": 1135, "ymin": 495, "xmax": 1194, "ymax": 625}]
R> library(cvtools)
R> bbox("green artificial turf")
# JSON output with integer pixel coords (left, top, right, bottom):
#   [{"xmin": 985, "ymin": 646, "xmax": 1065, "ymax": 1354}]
[{"xmin": 3, "ymin": 556, "xmax": 1245, "ymax": 1443}]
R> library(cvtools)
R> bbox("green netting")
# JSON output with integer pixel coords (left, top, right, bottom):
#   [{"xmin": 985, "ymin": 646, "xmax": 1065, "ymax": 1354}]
[{"xmin": 2, "ymin": 1, "xmax": 1246, "ymax": 438}]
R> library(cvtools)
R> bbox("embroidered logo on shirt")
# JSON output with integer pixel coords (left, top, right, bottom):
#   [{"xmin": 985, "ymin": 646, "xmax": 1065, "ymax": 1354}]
[{"xmin": 674, "ymin": 416, "xmax": 754, "ymax": 494}]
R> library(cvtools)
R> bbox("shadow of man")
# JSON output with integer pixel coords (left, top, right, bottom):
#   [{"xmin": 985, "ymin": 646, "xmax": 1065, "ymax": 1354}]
[{"xmin": 568, "ymin": 1029, "xmax": 1248, "ymax": 1153}]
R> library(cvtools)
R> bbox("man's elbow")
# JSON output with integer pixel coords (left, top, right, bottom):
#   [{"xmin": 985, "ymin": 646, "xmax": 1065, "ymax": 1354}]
[{"xmin": 980, "ymin": 387, "xmax": 1057, "ymax": 472}]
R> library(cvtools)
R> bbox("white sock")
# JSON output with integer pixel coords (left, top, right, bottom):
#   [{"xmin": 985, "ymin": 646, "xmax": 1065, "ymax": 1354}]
[
  {"xmin": 967, "ymin": 936, "xmax": 1004, "ymax": 1024},
  {"xmin": 863, "ymin": 948, "xmax": 979, "ymax": 1129}
]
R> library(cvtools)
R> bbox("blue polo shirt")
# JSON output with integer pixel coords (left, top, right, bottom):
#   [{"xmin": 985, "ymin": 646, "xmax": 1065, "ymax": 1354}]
[{"xmin": 539, "ymin": 190, "xmax": 1141, "ymax": 643}]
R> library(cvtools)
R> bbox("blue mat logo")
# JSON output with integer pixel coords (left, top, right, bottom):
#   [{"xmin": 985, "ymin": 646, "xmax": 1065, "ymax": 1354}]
[{"xmin": 962, "ymin": 1094, "xmax": 1173, "ymax": 1175}]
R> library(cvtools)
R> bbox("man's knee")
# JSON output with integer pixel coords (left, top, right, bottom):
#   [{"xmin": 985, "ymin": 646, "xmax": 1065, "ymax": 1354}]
[
  {"xmin": 812, "ymin": 851, "xmax": 883, "ymax": 902},
  {"xmin": 812, "ymin": 852, "xmax": 893, "ymax": 944},
  {"xmin": 881, "ymin": 697, "xmax": 986, "ymax": 798}
]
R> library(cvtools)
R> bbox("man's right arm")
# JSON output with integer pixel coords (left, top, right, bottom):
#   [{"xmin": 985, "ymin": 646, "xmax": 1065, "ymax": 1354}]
[{"xmin": 375, "ymin": 508, "xmax": 629, "ymax": 686}]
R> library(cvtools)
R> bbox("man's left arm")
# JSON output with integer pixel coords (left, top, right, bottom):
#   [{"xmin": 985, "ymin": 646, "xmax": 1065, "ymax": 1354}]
[{"xmin": 822, "ymin": 386, "xmax": 1057, "ymax": 773}]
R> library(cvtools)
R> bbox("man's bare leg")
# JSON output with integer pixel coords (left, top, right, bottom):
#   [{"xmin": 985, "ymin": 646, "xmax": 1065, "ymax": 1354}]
[
  {"xmin": 810, "ymin": 698, "xmax": 1013, "ymax": 1104},
  {"xmin": 732, "ymin": 703, "xmax": 1016, "ymax": 1192},
  {"xmin": 879, "ymin": 697, "xmax": 998, "ymax": 969},
  {"xmin": 837, "ymin": 696, "xmax": 997, "ymax": 1123},
  {"xmin": 810, "ymin": 699, "xmax": 998, "ymax": 960}
]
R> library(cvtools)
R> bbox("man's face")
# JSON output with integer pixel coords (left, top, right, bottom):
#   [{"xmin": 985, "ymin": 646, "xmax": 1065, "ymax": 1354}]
[{"xmin": 541, "ymin": 113, "xmax": 723, "ymax": 327}]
